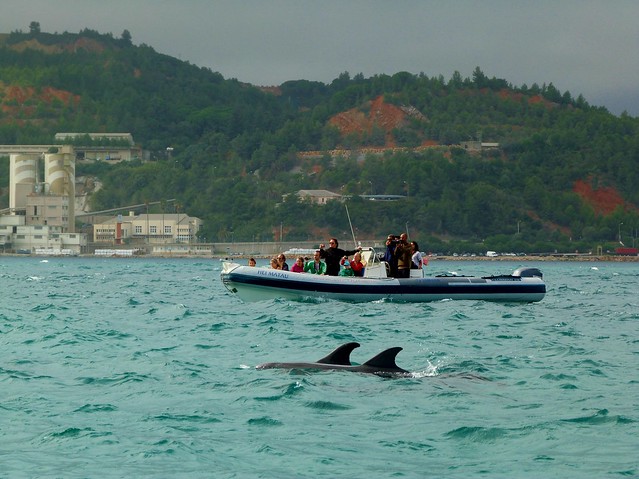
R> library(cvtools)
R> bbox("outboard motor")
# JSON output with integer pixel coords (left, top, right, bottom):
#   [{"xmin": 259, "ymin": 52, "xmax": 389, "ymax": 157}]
[{"xmin": 512, "ymin": 267, "xmax": 543, "ymax": 279}]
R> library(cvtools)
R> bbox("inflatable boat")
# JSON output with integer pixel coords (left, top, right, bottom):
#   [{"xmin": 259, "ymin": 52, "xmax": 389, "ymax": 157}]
[{"xmin": 220, "ymin": 249, "xmax": 545, "ymax": 303}]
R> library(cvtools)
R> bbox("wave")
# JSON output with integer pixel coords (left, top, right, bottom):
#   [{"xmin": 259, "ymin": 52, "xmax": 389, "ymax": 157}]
[
  {"xmin": 561, "ymin": 408, "xmax": 635, "ymax": 425},
  {"xmin": 304, "ymin": 400, "xmax": 352, "ymax": 411},
  {"xmin": 74, "ymin": 403, "xmax": 118, "ymax": 413},
  {"xmin": 445, "ymin": 425, "xmax": 510, "ymax": 442},
  {"xmin": 77, "ymin": 372, "xmax": 155, "ymax": 386},
  {"xmin": 247, "ymin": 416, "xmax": 284, "ymax": 427}
]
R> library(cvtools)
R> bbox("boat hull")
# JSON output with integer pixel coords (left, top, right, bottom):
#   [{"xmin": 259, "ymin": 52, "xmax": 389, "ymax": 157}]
[{"xmin": 220, "ymin": 263, "xmax": 546, "ymax": 303}]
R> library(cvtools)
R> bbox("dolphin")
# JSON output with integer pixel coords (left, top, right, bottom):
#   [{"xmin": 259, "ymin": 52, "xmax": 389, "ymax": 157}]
[{"xmin": 256, "ymin": 342, "xmax": 411, "ymax": 377}]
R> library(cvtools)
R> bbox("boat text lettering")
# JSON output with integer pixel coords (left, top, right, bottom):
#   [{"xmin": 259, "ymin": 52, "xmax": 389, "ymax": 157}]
[{"xmin": 257, "ymin": 270, "xmax": 289, "ymax": 279}]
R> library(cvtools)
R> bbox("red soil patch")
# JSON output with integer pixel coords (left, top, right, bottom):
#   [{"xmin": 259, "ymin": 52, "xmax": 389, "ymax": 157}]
[
  {"xmin": 528, "ymin": 94, "xmax": 557, "ymax": 109},
  {"xmin": 498, "ymin": 89, "xmax": 525, "ymax": 102},
  {"xmin": 573, "ymin": 179, "xmax": 626, "ymax": 215},
  {"xmin": 40, "ymin": 86, "xmax": 80, "ymax": 105},
  {"xmin": 6, "ymin": 85, "xmax": 35, "ymax": 104},
  {"xmin": 1, "ymin": 83, "xmax": 80, "ymax": 116},
  {"xmin": 328, "ymin": 95, "xmax": 410, "ymax": 147}
]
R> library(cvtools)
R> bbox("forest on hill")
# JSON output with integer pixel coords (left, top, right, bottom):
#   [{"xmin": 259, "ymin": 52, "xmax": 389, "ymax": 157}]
[{"xmin": 1, "ymin": 26, "xmax": 638, "ymax": 254}]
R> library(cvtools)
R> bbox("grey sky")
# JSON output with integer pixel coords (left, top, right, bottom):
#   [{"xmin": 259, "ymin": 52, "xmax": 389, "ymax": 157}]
[{"xmin": 2, "ymin": 0, "xmax": 638, "ymax": 115}]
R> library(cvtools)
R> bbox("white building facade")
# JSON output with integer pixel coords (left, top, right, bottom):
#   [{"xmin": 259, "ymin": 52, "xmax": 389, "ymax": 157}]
[
  {"xmin": 93, "ymin": 212, "xmax": 203, "ymax": 245},
  {"xmin": 0, "ymin": 215, "xmax": 86, "ymax": 254}
]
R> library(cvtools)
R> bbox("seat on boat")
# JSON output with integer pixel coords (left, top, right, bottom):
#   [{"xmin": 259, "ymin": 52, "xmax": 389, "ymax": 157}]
[{"xmin": 410, "ymin": 268, "xmax": 424, "ymax": 278}]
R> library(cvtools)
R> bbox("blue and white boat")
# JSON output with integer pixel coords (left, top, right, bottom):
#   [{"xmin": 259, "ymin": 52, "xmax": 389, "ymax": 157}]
[{"xmin": 221, "ymin": 248, "xmax": 546, "ymax": 303}]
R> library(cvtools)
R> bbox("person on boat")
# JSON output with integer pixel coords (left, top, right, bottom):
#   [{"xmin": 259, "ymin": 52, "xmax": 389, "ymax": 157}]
[
  {"xmin": 304, "ymin": 250, "xmax": 327, "ymax": 275},
  {"xmin": 248, "ymin": 257, "xmax": 257, "ymax": 267},
  {"xmin": 319, "ymin": 238, "xmax": 361, "ymax": 276},
  {"xmin": 350, "ymin": 251, "xmax": 366, "ymax": 277},
  {"xmin": 410, "ymin": 241, "xmax": 423, "ymax": 269},
  {"xmin": 270, "ymin": 257, "xmax": 281, "ymax": 269},
  {"xmin": 339, "ymin": 257, "xmax": 355, "ymax": 277},
  {"xmin": 277, "ymin": 253, "xmax": 289, "ymax": 271},
  {"xmin": 394, "ymin": 233, "xmax": 412, "ymax": 278},
  {"xmin": 290, "ymin": 256, "xmax": 305, "ymax": 273},
  {"xmin": 384, "ymin": 234, "xmax": 399, "ymax": 277}
]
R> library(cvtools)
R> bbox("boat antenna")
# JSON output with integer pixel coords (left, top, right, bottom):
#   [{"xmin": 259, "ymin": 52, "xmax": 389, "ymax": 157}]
[{"xmin": 345, "ymin": 203, "xmax": 358, "ymax": 248}]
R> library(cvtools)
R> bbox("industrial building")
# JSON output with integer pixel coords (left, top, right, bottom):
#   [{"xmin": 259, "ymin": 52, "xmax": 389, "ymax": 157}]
[
  {"xmin": 1, "ymin": 134, "xmax": 203, "ymax": 255},
  {"xmin": 0, "ymin": 146, "xmax": 87, "ymax": 254}
]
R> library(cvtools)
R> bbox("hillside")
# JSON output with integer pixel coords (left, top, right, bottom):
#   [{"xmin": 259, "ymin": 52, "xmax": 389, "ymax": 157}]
[
  {"xmin": 1, "ymin": 28, "xmax": 639, "ymax": 254},
  {"xmin": 0, "ymin": 29, "xmax": 293, "ymax": 149}
]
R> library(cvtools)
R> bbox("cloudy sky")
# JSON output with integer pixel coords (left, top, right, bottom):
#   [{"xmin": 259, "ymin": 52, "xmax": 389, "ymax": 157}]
[{"xmin": 3, "ymin": 0, "xmax": 638, "ymax": 115}]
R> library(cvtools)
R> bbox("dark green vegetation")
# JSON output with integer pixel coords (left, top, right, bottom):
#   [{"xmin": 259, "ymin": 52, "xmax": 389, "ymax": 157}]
[{"xmin": 1, "ymin": 27, "xmax": 638, "ymax": 253}]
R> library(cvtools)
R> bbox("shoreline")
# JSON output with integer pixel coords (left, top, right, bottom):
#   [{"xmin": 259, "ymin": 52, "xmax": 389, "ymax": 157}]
[
  {"xmin": 2, "ymin": 250, "xmax": 638, "ymax": 262},
  {"xmin": 429, "ymin": 254, "xmax": 639, "ymax": 262}
]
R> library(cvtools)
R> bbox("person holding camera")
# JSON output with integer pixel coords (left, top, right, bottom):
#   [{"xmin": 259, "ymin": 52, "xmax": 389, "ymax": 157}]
[
  {"xmin": 394, "ymin": 233, "xmax": 412, "ymax": 278},
  {"xmin": 384, "ymin": 234, "xmax": 399, "ymax": 277}
]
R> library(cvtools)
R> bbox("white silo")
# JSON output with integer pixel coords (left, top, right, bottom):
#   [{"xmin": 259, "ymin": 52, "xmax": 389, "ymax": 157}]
[
  {"xmin": 45, "ymin": 153, "xmax": 74, "ymax": 195},
  {"xmin": 44, "ymin": 146, "xmax": 76, "ymax": 232},
  {"xmin": 9, "ymin": 154, "xmax": 39, "ymax": 211}
]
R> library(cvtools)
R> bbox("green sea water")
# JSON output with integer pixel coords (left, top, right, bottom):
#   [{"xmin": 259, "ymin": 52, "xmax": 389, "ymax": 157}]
[{"xmin": 1, "ymin": 257, "xmax": 637, "ymax": 478}]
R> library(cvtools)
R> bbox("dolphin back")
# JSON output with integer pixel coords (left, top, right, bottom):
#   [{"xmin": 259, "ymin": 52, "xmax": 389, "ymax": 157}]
[
  {"xmin": 256, "ymin": 342, "xmax": 360, "ymax": 370},
  {"xmin": 256, "ymin": 343, "xmax": 409, "ymax": 376},
  {"xmin": 361, "ymin": 347, "xmax": 409, "ymax": 374},
  {"xmin": 316, "ymin": 342, "xmax": 360, "ymax": 365}
]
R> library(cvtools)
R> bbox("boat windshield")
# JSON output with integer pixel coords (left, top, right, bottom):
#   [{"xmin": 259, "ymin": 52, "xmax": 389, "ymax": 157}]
[{"xmin": 360, "ymin": 247, "xmax": 378, "ymax": 267}]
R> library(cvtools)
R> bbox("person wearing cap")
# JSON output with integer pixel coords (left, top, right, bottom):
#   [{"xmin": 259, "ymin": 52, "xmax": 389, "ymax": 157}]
[
  {"xmin": 304, "ymin": 250, "xmax": 327, "ymax": 275},
  {"xmin": 339, "ymin": 256, "xmax": 355, "ymax": 277}
]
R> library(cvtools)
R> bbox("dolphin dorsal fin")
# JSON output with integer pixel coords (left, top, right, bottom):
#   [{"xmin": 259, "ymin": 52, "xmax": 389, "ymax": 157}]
[
  {"xmin": 317, "ymin": 342, "xmax": 360, "ymax": 365},
  {"xmin": 362, "ymin": 347, "xmax": 406, "ymax": 371}
]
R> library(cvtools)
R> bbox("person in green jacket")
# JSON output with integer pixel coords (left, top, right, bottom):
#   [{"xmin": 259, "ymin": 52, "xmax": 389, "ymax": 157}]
[
  {"xmin": 304, "ymin": 250, "xmax": 327, "ymax": 275},
  {"xmin": 338, "ymin": 257, "xmax": 355, "ymax": 277}
]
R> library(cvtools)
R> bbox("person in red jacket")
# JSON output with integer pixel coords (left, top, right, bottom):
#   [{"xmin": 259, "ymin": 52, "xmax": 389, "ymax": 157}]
[{"xmin": 350, "ymin": 251, "xmax": 366, "ymax": 277}]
